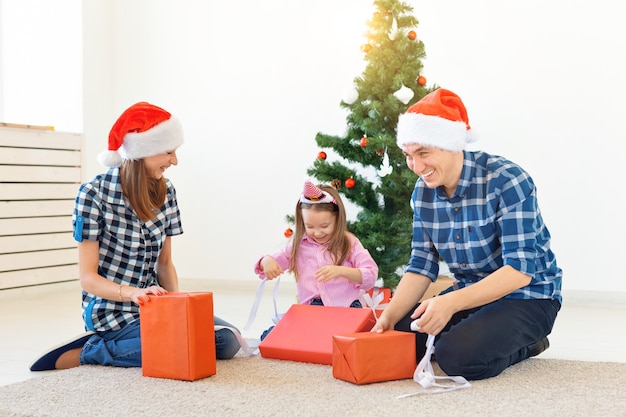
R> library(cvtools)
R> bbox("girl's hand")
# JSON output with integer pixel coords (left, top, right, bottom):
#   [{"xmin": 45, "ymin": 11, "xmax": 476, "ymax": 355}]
[
  {"xmin": 260, "ymin": 256, "xmax": 283, "ymax": 280},
  {"xmin": 315, "ymin": 265, "xmax": 343, "ymax": 282}
]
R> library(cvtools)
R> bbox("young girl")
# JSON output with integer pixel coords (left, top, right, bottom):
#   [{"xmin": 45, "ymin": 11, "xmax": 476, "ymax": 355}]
[
  {"xmin": 30, "ymin": 102, "xmax": 241, "ymax": 371},
  {"xmin": 255, "ymin": 181, "xmax": 378, "ymax": 312}
]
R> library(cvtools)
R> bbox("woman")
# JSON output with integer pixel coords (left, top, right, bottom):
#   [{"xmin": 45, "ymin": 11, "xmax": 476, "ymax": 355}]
[{"xmin": 31, "ymin": 102, "xmax": 240, "ymax": 371}]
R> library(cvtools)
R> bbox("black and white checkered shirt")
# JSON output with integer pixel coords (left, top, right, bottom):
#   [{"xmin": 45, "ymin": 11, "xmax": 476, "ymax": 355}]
[{"xmin": 73, "ymin": 167, "xmax": 183, "ymax": 331}]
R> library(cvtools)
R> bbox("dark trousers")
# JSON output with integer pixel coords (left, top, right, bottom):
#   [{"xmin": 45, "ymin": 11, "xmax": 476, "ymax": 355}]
[
  {"xmin": 310, "ymin": 298, "xmax": 362, "ymax": 308},
  {"xmin": 395, "ymin": 297, "xmax": 561, "ymax": 380}
]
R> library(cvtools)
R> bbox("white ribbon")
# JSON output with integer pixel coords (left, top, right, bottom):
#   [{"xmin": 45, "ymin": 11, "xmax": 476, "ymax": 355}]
[
  {"xmin": 214, "ymin": 325, "xmax": 256, "ymax": 356},
  {"xmin": 359, "ymin": 288, "xmax": 389, "ymax": 320},
  {"xmin": 270, "ymin": 277, "xmax": 285, "ymax": 325},
  {"xmin": 243, "ymin": 277, "xmax": 284, "ymax": 333},
  {"xmin": 398, "ymin": 326, "xmax": 471, "ymax": 398}
]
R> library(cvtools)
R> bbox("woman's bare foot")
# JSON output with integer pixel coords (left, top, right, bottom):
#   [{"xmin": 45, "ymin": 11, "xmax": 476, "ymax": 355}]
[{"xmin": 54, "ymin": 348, "xmax": 81, "ymax": 369}]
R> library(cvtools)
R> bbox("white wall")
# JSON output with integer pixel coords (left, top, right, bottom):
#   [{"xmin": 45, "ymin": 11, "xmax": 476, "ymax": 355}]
[
  {"xmin": 415, "ymin": 0, "xmax": 626, "ymax": 296},
  {"xmin": 0, "ymin": 0, "xmax": 82, "ymax": 131},
  {"xmin": 4, "ymin": 0, "xmax": 625, "ymax": 296},
  {"xmin": 82, "ymin": 0, "xmax": 375, "ymax": 286}
]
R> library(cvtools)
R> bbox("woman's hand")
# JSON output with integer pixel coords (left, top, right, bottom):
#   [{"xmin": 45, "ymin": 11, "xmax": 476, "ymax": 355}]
[{"xmin": 123, "ymin": 285, "xmax": 168, "ymax": 306}]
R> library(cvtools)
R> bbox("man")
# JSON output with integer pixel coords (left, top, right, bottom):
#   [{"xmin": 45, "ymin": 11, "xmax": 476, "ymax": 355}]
[{"xmin": 372, "ymin": 88, "xmax": 562, "ymax": 380}]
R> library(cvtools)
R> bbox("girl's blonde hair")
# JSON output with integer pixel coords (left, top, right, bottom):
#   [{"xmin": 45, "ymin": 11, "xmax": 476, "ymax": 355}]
[
  {"xmin": 120, "ymin": 159, "xmax": 167, "ymax": 222},
  {"xmin": 288, "ymin": 183, "xmax": 350, "ymax": 280}
]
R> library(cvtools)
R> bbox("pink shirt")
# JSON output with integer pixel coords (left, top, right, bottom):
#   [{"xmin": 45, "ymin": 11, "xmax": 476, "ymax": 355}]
[{"xmin": 255, "ymin": 233, "xmax": 378, "ymax": 307}]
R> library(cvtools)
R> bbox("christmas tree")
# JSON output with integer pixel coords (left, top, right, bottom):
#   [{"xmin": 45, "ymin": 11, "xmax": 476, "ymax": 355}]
[{"xmin": 305, "ymin": 0, "xmax": 434, "ymax": 290}]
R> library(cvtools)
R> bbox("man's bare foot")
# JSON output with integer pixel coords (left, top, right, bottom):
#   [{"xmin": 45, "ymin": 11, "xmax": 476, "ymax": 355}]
[{"xmin": 54, "ymin": 348, "xmax": 81, "ymax": 369}]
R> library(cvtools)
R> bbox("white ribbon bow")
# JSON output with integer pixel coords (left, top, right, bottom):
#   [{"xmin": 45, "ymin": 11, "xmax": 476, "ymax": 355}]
[
  {"xmin": 398, "ymin": 325, "xmax": 471, "ymax": 398},
  {"xmin": 359, "ymin": 288, "xmax": 389, "ymax": 321}
]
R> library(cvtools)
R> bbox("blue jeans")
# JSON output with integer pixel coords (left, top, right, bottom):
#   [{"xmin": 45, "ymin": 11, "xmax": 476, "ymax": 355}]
[
  {"xmin": 394, "ymin": 297, "xmax": 561, "ymax": 380},
  {"xmin": 80, "ymin": 315, "xmax": 241, "ymax": 367}
]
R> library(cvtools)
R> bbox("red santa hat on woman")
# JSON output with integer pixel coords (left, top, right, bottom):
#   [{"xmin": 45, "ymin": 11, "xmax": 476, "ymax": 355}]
[
  {"xmin": 97, "ymin": 102, "xmax": 184, "ymax": 167},
  {"xmin": 396, "ymin": 88, "xmax": 474, "ymax": 151}
]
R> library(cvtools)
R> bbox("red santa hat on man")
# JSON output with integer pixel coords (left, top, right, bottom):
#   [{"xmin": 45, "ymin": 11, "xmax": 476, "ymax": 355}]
[
  {"xmin": 97, "ymin": 102, "xmax": 184, "ymax": 167},
  {"xmin": 396, "ymin": 88, "xmax": 474, "ymax": 151}
]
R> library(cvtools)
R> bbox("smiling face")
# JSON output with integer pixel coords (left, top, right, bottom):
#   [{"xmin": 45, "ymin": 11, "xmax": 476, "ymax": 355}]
[
  {"xmin": 402, "ymin": 144, "xmax": 464, "ymax": 196},
  {"xmin": 301, "ymin": 208, "xmax": 337, "ymax": 245},
  {"xmin": 142, "ymin": 150, "xmax": 178, "ymax": 179}
]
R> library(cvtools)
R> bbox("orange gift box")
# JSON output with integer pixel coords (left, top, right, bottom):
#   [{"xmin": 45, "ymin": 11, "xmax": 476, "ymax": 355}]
[
  {"xmin": 140, "ymin": 292, "xmax": 216, "ymax": 381},
  {"xmin": 332, "ymin": 330, "xmax": 416, "ymax": 384},
  {"xmin": 258, "ymin": 304, "xmax": 376, "ymax": 365}
]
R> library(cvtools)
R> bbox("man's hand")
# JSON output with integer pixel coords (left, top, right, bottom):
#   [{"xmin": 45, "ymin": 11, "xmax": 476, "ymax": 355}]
[
  {"xmin": 409, "ymin": 295, "xmax": 455, "ymax": 336},
  {"xmin": 370, "ymin": 315, "xmax": 392, "ymax": 333}
]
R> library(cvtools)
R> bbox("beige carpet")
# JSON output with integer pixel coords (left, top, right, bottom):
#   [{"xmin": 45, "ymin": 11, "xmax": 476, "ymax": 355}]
[{"xmin": 1, "ymin": 355, "xmax": 625, "ymax": 417}]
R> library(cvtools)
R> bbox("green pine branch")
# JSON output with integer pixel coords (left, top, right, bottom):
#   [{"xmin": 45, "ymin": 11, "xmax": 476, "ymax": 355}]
[{"xmin": 300, "ymin": 0, "xmax": 436, "ymax": 290}]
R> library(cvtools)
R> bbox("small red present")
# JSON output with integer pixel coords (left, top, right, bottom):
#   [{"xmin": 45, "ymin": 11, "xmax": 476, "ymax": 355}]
[
  {"xmin": 365, "ymin": 287, "xmax": 392, "ymax": 303},
  {"xmin": 361, "ymin": 287, "xmax": 392, "ymax": 318},
  {"xmin": 332, "ymin": 330, "xmax": 416, "ymax": 384},
  {"xmin": 259, "ymin": 304, "xmax": 376, "ymax": 365},
  {"xmin": 140, "ymin": 292, "xmax": 216, "ymax": 381}
]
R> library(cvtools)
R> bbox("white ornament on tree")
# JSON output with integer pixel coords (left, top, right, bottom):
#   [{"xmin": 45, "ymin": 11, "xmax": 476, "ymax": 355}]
[
  {"xmin": 377, "ymin": 149, "xmax": 393, "ymax": 177},
  {"xmin": 342, "ymin": 87, "xmax": 359, "ymax": 105},
  {"xmin": 393, "ymin": 85, "xmax": 414, "ymax": 105},
  {"xmin": 388, "ymin": 18, "xmax": 399, "ymax": 40}
]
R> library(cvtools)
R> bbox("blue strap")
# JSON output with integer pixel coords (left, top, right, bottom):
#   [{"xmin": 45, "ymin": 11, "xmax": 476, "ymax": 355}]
[
  {"xmin": 74, "ymin": 216, "xmax": 84, "ymax": 242},
  {"xmin": 84, "ymin": 298, "xmax": 96, "ymax": 331}
]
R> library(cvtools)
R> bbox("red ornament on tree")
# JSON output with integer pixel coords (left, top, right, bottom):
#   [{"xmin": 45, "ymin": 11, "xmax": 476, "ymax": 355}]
[
  {"xmin": 360, "ymin": 135, "xmax": 368, "ymax": 147},
  {"xmin": 417, "ymin": 75, "xmax": 427, "ymax": 86},
  {"xmin": 317, "ymin": 151, "xmax": 327, "ymax": 160},
  {"xmin": 345, "ymin": 178, "xmax": 356, "ymax": 189},
  {"xmin": 284, "ymin": 228, "xmax": 293, "ymax": 238},
  {"xmin": 408, "ymin": 30, "xmax": 417, "ymax": 41}
]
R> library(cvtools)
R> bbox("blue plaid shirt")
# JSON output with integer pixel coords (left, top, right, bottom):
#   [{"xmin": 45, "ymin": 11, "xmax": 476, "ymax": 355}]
[
  {"xmin": 407, "ymin": 151, "xmax": 562, "ymax": 303},
  {"xmin": 73, "ymin": 167, "xmax": 184, "ymax": 331}
]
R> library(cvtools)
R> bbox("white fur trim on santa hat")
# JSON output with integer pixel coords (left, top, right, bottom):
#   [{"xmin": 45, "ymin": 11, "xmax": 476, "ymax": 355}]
[
  {"xmin": 396, "ymin": 112, "xmax": 472, "ymax": 151},
  {"xmin": 117, "ymin": 116, "xmax": 184, "ymax": 162},
  {"xmin": 97, "ymin": 150, "xmax": 123, "ymax": 167}
]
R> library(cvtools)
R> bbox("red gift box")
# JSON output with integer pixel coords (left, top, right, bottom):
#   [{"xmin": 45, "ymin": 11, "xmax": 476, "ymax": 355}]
[
  {"xmin": 362, "ymin": 287, "xmax": 392, "ymax": 318},
  {"xmin": 258, "ymin": 304, "xmax": 376, "ymax": 365},
  {"xmin": 365, "ymin": 287, "xmax": 392, "ymax": 303},
  {"xmin": 140, "ymin": 292, "xmax": 216, "ymax": 381},
  {"xmin": 332, "ymin": 330, "xmax": 416, "ymax": 384}
]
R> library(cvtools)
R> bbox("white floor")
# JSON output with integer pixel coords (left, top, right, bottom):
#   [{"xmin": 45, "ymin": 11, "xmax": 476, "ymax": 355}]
[{"xmin": 1, "ymin": 278, "xmax": 625, "ymax": 387}]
